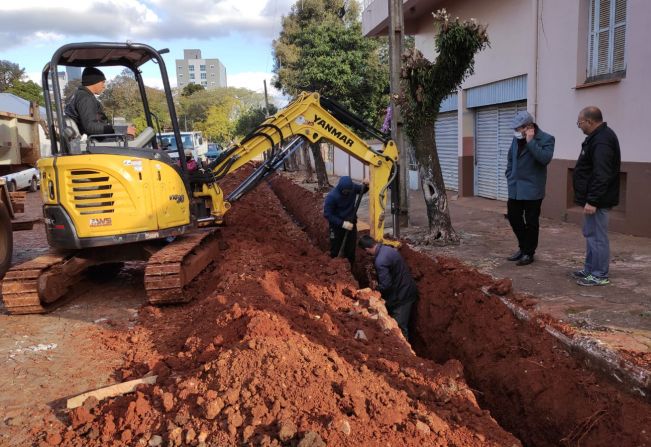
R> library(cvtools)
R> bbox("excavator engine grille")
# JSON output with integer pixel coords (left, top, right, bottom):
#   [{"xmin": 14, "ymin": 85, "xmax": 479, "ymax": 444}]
[{"xmin": 67, "ymin": 169, "xmax": 116, "ymax": 215}]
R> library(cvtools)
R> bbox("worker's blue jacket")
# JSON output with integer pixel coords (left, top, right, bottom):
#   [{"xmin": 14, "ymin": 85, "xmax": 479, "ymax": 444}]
[{"xmin": 323, "ymin": 176, "xmax": 363, "ymax": 228}]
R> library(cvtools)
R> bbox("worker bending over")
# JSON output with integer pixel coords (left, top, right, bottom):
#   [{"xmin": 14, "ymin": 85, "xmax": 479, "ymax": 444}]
[{"xmin": 358, "ymin": 235, "xmax": 419, "ymax": 341}]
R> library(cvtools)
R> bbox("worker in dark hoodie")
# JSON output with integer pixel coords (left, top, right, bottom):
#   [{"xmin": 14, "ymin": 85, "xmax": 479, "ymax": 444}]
[{"xmin": 323, "ymin": 176, "xmax": 368, "ymax": 264}]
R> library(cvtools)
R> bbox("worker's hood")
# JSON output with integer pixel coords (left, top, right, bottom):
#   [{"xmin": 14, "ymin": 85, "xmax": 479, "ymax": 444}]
[{"xmin": 336, "ymin": 176, "xmax": 354, "ymax": 195}]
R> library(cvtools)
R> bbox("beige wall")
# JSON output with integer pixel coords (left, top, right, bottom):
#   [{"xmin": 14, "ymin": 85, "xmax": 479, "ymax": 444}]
[
  {"xmin": 537, "ymin": 0, "xmax": 651, "ymax": 162},
  {"xmin": 414, "ymin": 0, "xmax": 531, "ymax": 90}
]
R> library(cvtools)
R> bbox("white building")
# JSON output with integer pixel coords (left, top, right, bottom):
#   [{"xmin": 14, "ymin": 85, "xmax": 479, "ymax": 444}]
[{"xmin": 176, "ymin": 49, "xmax": 227, "ymax": 90}]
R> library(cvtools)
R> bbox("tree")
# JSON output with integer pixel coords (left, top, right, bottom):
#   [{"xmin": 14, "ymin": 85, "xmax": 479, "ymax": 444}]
[
  {"xmin": 101, "ymin": 69, "xmax": 143, "ymax": 123},
  {"xmin": 234, "ymin": 104, "xmax": 278, "ymax": 138},
  {"xmin": 6, "ymin": 80, "xmax": 44, "ymax": 105},
  {"xmin": 0, "ymin": 60, "xmax": 25, "ymax": 92},
  {"xmin": 182, "ymin": 83, "xmax": 205, "ymax": 97},
  {"xmin": 272, "ymin": 0, "xmax": 389, "ymax": 189},
  {"xmin": 400, "ymin": 10, "xmax": 489, "ymax": 244},
  {"xmin": 178, "ymin": 87, "xmax": 265, "ymax": 138},
  {"xmin": 63, "ymin": 79, "xmax": 82, "ymax": 99}
]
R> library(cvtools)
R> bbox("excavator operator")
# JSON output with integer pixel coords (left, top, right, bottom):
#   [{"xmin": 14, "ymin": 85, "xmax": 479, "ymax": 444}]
[
  {"xmin": 324, "ymin": 176, "xmax": 368, "ymax": 264},
  {"xmin": 64, "ymin": 67, "xmax": 114, "ymax": 137}
]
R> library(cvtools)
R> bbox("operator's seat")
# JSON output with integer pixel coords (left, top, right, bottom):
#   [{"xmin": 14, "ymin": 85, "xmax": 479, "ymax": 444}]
[{"xmin": 63, "ymin": 116, "xmax": 81, "ymax": 139}]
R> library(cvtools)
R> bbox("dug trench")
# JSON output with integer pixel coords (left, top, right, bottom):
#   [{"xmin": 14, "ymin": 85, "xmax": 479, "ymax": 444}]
[
  {"xmin": 269, "ymin": 174, "xmax": 651, "ymax": 447},
  {"xmin": 27, "ymin": 167, "xmax": 650, "ymax": 446},
  {"xmin": 33, "ymin": 167, "xmax": 520, "ymax": 446}
]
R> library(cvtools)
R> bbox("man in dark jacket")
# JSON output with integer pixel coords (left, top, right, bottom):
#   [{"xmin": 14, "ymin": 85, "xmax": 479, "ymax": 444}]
[
  {"xmin": 358, "ymin": 235, "xmax": 418, "ymax": 341},
  {"xmin": 571, "ymin": 106, "xmax": 621, "ymax": 286},
  {"xmin": 323, "ymin": 176, "xmax": 367, "ymax": 263},
  {"xmin": 505, "ymin": 111, "xmax": 555, "ymax": 266},
  {"xmin": 64, "ymin": 67, "xmax": 114, "ymax": 137}
]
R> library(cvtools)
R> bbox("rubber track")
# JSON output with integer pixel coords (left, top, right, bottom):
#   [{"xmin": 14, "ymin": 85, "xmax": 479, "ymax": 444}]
[
  {"xmin": 1, "ymin": 252, "xmax": 72, "ymax": 314},
  {"xmin": 145, "ymin": 228, "xmax": 220, "ymax": 305}
]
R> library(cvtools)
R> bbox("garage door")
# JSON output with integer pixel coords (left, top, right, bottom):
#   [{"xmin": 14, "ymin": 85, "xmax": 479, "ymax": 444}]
[
  {"xmin": 435, "ymin": 112, "xmax": 458, "ymax": 191},
  {"xmin": 474, "ymin": 102, "xmax": 526, "ymax": 200}
]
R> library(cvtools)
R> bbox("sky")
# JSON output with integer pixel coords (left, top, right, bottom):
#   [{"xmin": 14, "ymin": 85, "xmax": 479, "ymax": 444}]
[{"xmin": 0, "ymin": 0, "xmax": 296, "ymax": 96}]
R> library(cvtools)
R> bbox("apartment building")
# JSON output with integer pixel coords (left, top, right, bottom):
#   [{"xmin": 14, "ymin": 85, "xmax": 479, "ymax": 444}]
[
  {"xmin": 176, "ymin": 49, "xmax": 227, "ymax": 90},
  {"xmin": 362, "ymin": 0, "xmax": 650, "ymax": 236}
]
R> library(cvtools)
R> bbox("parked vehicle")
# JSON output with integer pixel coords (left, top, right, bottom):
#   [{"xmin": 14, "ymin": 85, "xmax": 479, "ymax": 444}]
[
  {"xmin": 1, "ymin": 167, "xmax": 39, "ymax": 192},
  {"xmin": 206, "ymin": 143, "xmax": 223, "ymax": 161},
  {"xmin": 0, "ymin": 102, "xmax": 47, "ymax": 277},
  {"xmin": 158, "ymin": 131, "xmax": 208, "ymax": 161}
]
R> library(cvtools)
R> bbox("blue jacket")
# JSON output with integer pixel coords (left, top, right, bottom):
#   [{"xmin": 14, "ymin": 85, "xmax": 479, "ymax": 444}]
[
  {"xmin": 505, "ymin": 127, "xmax": 555, "ymax": 200},
  {"xmin": 374, "ymin": 244, "xmax": 418, "ymax": 309},
  {"xmin": 323, "ymin": 176, "xmax": 363, "ymax": 228}
]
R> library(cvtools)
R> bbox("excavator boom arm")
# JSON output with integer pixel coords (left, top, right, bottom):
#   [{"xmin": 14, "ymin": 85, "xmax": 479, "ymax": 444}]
[{"xmin": 206, "ymin": 92, "xmax": 399, "ymax": 243}]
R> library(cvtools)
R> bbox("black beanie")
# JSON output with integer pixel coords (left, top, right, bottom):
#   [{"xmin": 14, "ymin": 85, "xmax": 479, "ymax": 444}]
[{"xmin": 81, "ymin": 67, "xmax": 106, "ymax": 86}]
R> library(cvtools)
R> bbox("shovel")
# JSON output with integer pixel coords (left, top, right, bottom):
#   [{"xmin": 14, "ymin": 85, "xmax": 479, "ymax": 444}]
[{"xmin": 338, "ymin": 188, "xmax": 365, "ymax": 258}]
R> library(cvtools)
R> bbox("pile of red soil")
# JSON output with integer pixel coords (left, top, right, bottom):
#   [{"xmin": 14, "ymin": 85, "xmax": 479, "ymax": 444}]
[
  {"xmin": 269, "ymin": 174, "xmax": 651, "ymax": 447},
  {"xmin": 39, "ymin": 169, "xmax": 519, "ymax": 446}
]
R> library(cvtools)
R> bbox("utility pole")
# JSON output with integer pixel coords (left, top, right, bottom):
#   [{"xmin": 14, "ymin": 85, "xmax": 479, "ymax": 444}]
[
  {"xmin": 388, "ymin": 0, "xmax": 408, "ymax": 236},
  {"xmin": 263, "ymin": 79, "xmax": 271, "ymax": 116}
]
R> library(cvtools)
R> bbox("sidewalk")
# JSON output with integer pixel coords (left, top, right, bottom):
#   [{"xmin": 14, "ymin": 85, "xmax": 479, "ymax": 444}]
[{"xmin": 392, "ymin": 189, "xmax": 651, "ymax": 357}]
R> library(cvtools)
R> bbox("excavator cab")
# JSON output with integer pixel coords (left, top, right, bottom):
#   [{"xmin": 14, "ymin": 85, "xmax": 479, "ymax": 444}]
[{"xmin": 39, "ymin": 42, "xmax": 196, "ymax": 250}]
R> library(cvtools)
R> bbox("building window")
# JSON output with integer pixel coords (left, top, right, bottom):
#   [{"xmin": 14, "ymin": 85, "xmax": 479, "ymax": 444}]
[
  {"xmin": 189, "ymin": 65, "xmax": 195, "ymax": 72},
  {"xmin": 211, "ymin": 73, "xmax": 215, "ymax": 77},
  {"xmin": 588, "ymin": 0, "xmax": 627, "ymax": 80},
  {"xmin": 189, "ymin": 73, "xmax": 195, "ymax": 80},
  {"xmin": 178, "ymin": 66, "xmax": 182, "ymax": 70},
  {"xmin": 179, "ymin": 73, "xmax": 183, "ymax": 78},
  {"xmin": 201, "ymin": 81, "xmax": 208, "ymax": 86},
  {"xmin": 211, "ymin": 82, "xmax": 215, "ymax": 85},
  {"xmin": 200, "ymin": 65, "xmax": 206, "ymax": 71},
  {"xmin": 200, "ymin": 73, "xmax": 207, "ymax": 80}
]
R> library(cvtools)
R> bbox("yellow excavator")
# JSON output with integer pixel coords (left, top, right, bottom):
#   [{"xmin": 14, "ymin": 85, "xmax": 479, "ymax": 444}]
[{"xmin": 1, "ymin": 42, "xmax": 399, "ymax": 314}]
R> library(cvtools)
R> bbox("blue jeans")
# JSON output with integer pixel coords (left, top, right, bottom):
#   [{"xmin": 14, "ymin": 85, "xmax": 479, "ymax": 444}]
[{"xmin": 582, "ymin": 208, "xmax": 610, "ymax": 278}]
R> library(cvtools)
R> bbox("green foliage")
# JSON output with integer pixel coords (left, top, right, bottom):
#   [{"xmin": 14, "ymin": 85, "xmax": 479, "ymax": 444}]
[
  {"xmin": 91, "ymin": 67, "xmax": 265, "ymax": 144},
  {"xmin": 272, "ymin": 0, "xmax": 388, "ymax": 126},
  {"xmin": 400, "ymin": 11, "xmax": 489, "ymax": 146},
  {"xmin": 63, "ymin": 79, "xmax": 82, "ymax": 99},
  {"xmin": 0, "ymin": 60, "xmax": 25, "ymax": 92},
  {"xmin": 234, "ymin": 104, "xmax": 278, "ymax": 138},
  {"xmin": 6, "ymin": 80, "xmax": 44, "ymax": 105},
  {"xmin": 101, "ymin": 71, "xmax": 143, "ymax": 122},
  {"xmin": 182, "ymin": 83, "xmax": 205, "ymax": 97}
]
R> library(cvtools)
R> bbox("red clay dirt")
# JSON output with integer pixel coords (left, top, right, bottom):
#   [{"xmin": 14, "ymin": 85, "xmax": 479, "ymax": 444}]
[
  {"xmin": 269, "ymin": 174, "xmax": 651, "ymax": 447},
  {"xmin": 29, "ymin": 167, "xmax": 520, "ymax": 446}
]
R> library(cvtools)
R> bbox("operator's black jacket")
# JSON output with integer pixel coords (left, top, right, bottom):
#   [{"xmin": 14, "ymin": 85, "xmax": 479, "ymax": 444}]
[
  {"xmin": 573, "ymin": 123, "xmax": 621, "ymax": 208},
  {"xmin": 64, "ymin": 86, "xmax": 114, "ymax": 136}
]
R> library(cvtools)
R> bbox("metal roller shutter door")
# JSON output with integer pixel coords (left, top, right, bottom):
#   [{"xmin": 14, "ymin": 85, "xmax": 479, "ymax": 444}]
[
  {"xmin": 475, "ymin": 102, "xmax": 526, "ymax": 200},
  {"xmin": 435, "ymin": 112, "xmax": 458, "ymax": 191}
]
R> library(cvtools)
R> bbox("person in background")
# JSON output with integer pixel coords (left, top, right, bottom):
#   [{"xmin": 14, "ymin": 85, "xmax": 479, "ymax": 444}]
[
  {"xmin": 571, "ymin": 106, "xmax": 621, "ymax": 286},
  {"xmin": 505, "ymin": 111, "xmax": 555, "ymax": 266},
  {"xmin": 358, "ymin": 235, "xmax": 418, "ymax": 341},
  {"xmin": 323, "ymin": 176, "xmax": 367, "ymax": 264},
  {"xmin": 64, "ymin": 67, "xmax": 114, "ymax": 137}
]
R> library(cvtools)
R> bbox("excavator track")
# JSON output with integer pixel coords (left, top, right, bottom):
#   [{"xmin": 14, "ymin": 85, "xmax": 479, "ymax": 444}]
[
  {"xmin": 145, "ymin": 228, "xmax": 221, "ymax": 305},
  {"xmin": 2, "ymin": 252, "xmax": 78, "ymax": 314}
]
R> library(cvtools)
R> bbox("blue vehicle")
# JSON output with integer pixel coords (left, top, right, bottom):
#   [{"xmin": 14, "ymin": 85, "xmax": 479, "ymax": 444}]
[{"xmin": 206, "ymin": 143, "xmax": 223, "ymax": 161}]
